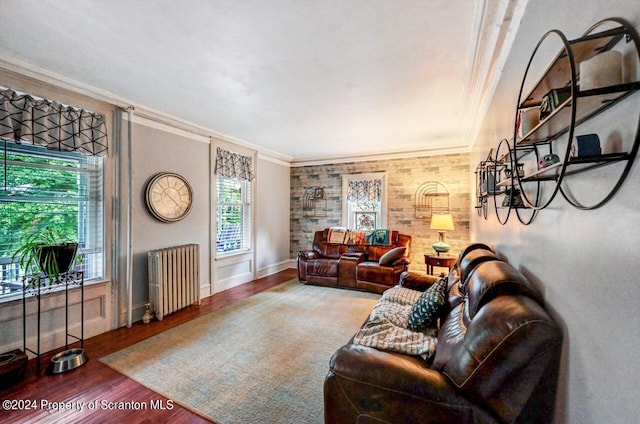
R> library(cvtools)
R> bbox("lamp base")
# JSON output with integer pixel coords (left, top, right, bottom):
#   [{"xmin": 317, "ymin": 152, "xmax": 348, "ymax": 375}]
[{"xmin": 432, "ymin": 241, "xmax": 451, "ymax": 255}]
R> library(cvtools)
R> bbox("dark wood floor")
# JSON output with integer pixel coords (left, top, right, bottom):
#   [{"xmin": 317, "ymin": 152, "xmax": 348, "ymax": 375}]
[{"xmin": 0, "ymin": 269, "xmax": 298, "ymax": 424}]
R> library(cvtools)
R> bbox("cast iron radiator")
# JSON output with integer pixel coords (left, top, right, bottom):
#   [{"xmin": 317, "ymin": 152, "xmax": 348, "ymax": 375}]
[{"xmin": 148, "ymin": 244, "xmax": 200, "ymax": 321}]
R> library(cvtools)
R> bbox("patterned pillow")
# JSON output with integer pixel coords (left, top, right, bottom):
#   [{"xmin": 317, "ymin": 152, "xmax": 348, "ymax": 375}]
[{"xmin": 406, "ymin": 278, "xmax": 448, "ymax": 330}]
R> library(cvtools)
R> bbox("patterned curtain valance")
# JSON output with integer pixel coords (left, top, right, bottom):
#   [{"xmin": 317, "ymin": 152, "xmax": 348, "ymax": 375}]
[
  {"xmin": 0, "ymin": 88, "xmax": 108, "ymax": 156},
  {"xmin": 215, "ymin": 147, "xmax": 254, "ymax": 181},
  {"xmin": 347, "ymin": 179, "xmax": 382, "ymax": 202}
]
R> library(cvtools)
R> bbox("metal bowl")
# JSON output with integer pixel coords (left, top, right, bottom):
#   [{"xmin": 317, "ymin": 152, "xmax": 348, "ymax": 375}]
[{"xmin": 50, "ymin": 348, "xmax": 88, "ymax": 374}]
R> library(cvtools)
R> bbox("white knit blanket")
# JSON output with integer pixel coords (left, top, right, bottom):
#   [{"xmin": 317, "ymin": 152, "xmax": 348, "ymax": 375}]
[{"xmin": 353, "ymin": 286, "xmax": 438, "ymax": 359}]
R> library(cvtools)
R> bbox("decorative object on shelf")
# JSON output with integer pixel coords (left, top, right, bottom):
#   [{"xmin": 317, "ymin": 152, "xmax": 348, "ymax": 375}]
[
  {"xmin": 145, "ymin": 172, "xmax": 193, "ymax": 223},
  {"xmin": 502, "ymin": 189, "xmax": 525, "ymax": 208},
  {"xmin": 579, "ymin": 50, "xmax": 623, "ymax": 90},
  {"xmin": 539, "ymin": 87, "xmax": 571, "ymax": 120},
  {"xmin": 302, "ymin": 186, "xmax": 327, "ymax": 217},
  {"xmin": 571, "ymin": 134, "xmax": 601, "ymax": 158},
  {"xmin": 517, "ymin": 107, "xmax": 540, "ymax": 137},
  {"xmin": 504, "ymin": 163, "xmax": 525, "ymax": 178},
  {"xmin": 480, "ymin": 171, "xmax": 499, "ymax": 194},
  {"xmin": 143, "ymin": 302, "xmax": 153, "ymax": 324},
  {"xmin": 430, "ymin": 214, "xmax": 455, "ymax": 255},
  {"xmin": 538, "ymin": 154, "xmax": 561, "ymax": 170},
  {"xmin": 414, "ymin": 181, "xmax": 449, "ymax": 218}
]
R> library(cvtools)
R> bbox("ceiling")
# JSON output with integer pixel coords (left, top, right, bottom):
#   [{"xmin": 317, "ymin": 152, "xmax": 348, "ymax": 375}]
[{"xmin": 0, "ymin": 0, "xmax": 521, "ymax": 164}]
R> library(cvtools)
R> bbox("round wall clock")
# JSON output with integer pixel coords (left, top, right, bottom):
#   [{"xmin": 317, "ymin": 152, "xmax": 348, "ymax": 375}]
[{"xmin": 145, "ymin": 172, "xmax": 193, "ymax": 222}]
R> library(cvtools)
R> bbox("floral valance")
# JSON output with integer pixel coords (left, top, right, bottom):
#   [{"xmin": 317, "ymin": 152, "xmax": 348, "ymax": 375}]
[
  {"xmin": 0, "ymin": 88, "xmax": 108, "ymax": 156},
  {"xmin": 347, "ymin": 179, "xmax": 382, "ymax": 202},
  {"xmin": 215, "ymin": 147, "xmax": 254, "ymax": 181}
]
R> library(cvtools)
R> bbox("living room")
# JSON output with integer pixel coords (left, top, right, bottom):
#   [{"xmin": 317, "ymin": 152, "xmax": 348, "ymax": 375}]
[{"xmin": 1, "ymin": 1, "xmax": 639, "ymax": 423}]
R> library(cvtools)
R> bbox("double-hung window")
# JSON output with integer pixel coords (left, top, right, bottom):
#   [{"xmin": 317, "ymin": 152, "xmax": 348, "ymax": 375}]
[
  {"xmin": 215, "ymin": 175, "xmax": 251, "ymax": 253},
  {"xmin": 214, "ymin": 147, "xmax": 254, "ymax": 255},
  {"xmin": 0, "ymin": 142, "xmax": 104, "ymax": 299},
  {"xmin": 342, "ymin": 172, "xmax": 387, "ymax": 230}
]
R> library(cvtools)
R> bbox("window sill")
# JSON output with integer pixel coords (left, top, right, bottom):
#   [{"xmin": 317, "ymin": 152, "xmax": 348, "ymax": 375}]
[
  {"xmin": 0, "ymin": 278, "xmax": 110, "ymax": 305},
  {"xmin": 215, "ymin": 249, "xmax": 252, "ymax": 261}
]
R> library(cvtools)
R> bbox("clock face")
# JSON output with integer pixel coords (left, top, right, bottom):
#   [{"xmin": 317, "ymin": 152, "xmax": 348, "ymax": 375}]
[{"xmin": 145, "ymin": 172, "xmax": 193, "ymax": 222}]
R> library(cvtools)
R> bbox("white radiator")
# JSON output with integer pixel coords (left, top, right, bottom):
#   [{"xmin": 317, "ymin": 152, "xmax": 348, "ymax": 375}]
[{"xmin": 148, "ymin": 244, "xmax": 200, "ymax": 321}]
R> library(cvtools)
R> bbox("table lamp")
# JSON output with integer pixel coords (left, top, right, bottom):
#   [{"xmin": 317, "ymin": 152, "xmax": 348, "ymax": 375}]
[{"xmin": 430, "ymin": 214, "xmax": 454, "ymax": 255}]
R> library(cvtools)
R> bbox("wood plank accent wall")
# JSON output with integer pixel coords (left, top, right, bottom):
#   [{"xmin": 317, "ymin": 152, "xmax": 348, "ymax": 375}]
[{"xmin": 290, "ymin": 153, "xmax": 471, "ymax": 272}]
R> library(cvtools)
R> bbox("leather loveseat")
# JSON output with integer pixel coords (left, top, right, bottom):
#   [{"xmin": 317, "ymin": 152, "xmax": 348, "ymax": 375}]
[
  {"xmin": 297, "ymin": 228, "xmax": 411, "ymax": 294},
  {"xmin": 324, "ymin": 243, "xmax": 563, "ymax": 424}
]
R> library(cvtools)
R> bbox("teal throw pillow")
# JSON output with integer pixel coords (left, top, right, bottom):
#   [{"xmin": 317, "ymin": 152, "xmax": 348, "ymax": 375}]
[{"xmin": 407, "ymin": 278, "xmax": 448, "ymax": 330}]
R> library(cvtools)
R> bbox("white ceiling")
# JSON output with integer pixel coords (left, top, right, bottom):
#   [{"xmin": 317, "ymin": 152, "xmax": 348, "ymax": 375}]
[{"xmin": 0, "ymin": 0, "xmax": 520, "ymax": 163}]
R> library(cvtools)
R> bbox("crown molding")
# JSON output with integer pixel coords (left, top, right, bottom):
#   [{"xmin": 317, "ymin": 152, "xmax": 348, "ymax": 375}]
[
  {"xmin": 0, "ymin": 54, "xmax": 293, "ymax": 164},
  {"xmin": 290, "ymin": 144, "xmax": 470, "ymax": 167},
  {"xmin": 121, "ymin": 112, "xmax": 210, "ymax": 144},
  {"xmin": 461, "ymin": 0, "xmax": 528, "ymax": 146}
]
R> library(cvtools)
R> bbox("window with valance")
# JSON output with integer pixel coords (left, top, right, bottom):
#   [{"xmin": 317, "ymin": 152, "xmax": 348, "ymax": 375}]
[
  {"xmin": 342, "ymin": 173, "xmax": 387, "ymax": 230},
  {"xmin": 0, "ymin": 87, "xmax": 107, "ymax": 299},
  {"xmin": 214, "ymin": 148, "xmax": 253, "ymax": 254}
]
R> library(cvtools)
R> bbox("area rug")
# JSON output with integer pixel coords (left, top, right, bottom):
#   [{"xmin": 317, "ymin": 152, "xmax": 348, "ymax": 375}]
[{"xmin": 100, "ymin": 280, "xmax": 379, "ymax": 424}]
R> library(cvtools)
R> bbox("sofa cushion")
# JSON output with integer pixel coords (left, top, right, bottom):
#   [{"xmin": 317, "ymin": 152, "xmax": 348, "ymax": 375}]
[
  {"xmin": 306, "ymin": 258, "xmax": 339, "ymax": 277},
  {"xmin": 378, "ymin": 246, "xmax": 406, "ymax": 266},
  {"xmin": 407, "ymin": 278, "xmax": 448, "ymax": 329}
]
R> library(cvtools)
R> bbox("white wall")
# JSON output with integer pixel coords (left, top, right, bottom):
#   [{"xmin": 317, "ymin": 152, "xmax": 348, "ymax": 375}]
[
  {"xmin": 471, "ymin": 2, "xmax": 640, "ymax": 423},
  {"xmin": 256, "ymin": 155, "xmax": 292, "ymax": 277},
  {"xmin": 127, "ymin": 118, "xmax": 211, "ymax": 322}
]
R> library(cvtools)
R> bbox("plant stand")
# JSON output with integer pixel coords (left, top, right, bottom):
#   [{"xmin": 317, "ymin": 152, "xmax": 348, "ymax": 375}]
[{"xmin": 22, "ymin": 270, "xmax": 86, "ymax": 374}]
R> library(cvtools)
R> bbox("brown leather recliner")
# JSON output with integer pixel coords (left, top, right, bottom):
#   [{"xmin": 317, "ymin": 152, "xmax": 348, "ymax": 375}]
[
  {"xmin": 297, "ymin": 228, "xmax": 411, "ymax": 294},
  {"xmin": 324, "ymin": 244, "xmax": 562, "ymax": 424}
]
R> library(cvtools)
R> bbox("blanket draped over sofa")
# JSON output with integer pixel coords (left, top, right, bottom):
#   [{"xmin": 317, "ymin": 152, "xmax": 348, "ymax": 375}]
[
  {"xmin": 352, "ymin": 285, "xmax": 438, "ymax": 359},
  {"xmin": 324, "ymin": 243, "xmax": 563, "ymax": 424}
]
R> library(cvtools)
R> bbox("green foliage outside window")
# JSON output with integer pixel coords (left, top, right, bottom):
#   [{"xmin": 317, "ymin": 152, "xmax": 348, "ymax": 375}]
[{"xmin": 0, "ymin": 145, "xmax": 81, "ymax": 262}]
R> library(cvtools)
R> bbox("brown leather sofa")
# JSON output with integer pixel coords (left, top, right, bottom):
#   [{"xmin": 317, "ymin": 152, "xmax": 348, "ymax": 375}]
[
  {"xmin": 297, "ymin": 228, "xmax": 411, "ymax": 294},
  {"xmin": 324, "ymin": 244, "xmax": 562, "ymax": 424}
]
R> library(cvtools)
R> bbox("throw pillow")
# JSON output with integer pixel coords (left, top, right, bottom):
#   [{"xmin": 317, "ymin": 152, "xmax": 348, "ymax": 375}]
[
  {"xmin": 378, "ymin": 246, "xmax": 406, "ymax": 266},
  {"xmin": 407, "ymin": 278, "xmax": 448, "ymax": 330}
]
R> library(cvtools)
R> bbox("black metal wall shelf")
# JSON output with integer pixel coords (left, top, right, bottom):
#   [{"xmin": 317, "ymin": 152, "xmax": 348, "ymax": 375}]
[{"xmin": 477, "ymin": 17, "xmax": 640, "ymax": 224}]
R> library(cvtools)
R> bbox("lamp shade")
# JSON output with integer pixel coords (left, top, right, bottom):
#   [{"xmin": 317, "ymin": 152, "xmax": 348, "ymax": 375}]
[{"xmin": 430, "ymin": 214, "xmax": 454, "ymax": 231}]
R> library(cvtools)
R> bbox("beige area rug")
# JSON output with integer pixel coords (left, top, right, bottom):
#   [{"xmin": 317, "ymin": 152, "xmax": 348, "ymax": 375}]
[{"xmin": 100, "ymin": 280, "xmax": 379, "ymax": 424}]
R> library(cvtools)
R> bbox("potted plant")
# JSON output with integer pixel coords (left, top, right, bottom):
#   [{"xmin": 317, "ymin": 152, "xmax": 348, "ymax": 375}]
[{"xmin": 12, "ymin": 226, "xmax": 82, "ymax": 288}]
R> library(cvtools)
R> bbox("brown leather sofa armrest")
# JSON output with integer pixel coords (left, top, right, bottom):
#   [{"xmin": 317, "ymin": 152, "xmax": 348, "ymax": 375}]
[
  {"xmin": 340, "ymin": 251, "xmax": 365, "ymax": 262},
  {"xmin": 393, "ymin": 256, "xmax": 411, "ymax": 266},
  {"xmin": 399, "ymin": 271, "xmax": 440, "ymax": 291},
  {"xmin": 326, "ymin": 344, "xmax": 492, "ymax": 423},
  {"xmin": 297, "ymin": 250, "xmax": 319, "ymax": 260}
]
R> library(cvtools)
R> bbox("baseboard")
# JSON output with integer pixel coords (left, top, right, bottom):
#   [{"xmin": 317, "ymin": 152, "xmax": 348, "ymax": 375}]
[{"xmin": 256, "ymin": 259, "xmax": 296, "ymax": 279}]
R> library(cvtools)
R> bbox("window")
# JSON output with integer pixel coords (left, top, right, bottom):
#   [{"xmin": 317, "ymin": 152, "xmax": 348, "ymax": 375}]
[
  {"xmin": 216, "ymin": 175, "xmax": 251, "ymax": 254},
  {"xmin": 0, "ymin": 143, "xmax": 104, "ymax": 299},
  {"xmin": 342, "ymin": 172, "xmax": 387, "ymax": 230}
]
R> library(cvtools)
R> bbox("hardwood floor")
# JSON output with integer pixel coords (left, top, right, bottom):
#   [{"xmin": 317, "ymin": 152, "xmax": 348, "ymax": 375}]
[{"xmin": 0, "ymin": 269, "xmax": 298, "ymax": 424}]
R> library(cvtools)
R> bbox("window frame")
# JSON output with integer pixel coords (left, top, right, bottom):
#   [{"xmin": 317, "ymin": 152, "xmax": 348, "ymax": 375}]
[
  {"xmin": 341, "ymin": 172, "xmax": 388, "ymax": 229},
  {"xmin": 215, "ymin": 174, "xmax": 252, "ymax": 256},
  {"xmin": 0, "ymin": 142, "xmax": 105, "ymax": 302}
]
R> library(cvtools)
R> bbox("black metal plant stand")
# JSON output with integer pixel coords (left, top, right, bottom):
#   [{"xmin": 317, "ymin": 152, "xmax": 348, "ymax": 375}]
[{"xmin": 22, "ymin": 270, "xmax": 85, "ymax": 373}]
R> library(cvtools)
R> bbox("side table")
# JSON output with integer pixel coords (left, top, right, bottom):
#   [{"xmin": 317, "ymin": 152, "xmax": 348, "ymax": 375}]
[{"xmin": 424, "ymin": 254, "xmax": 456, "ymax": 276}]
